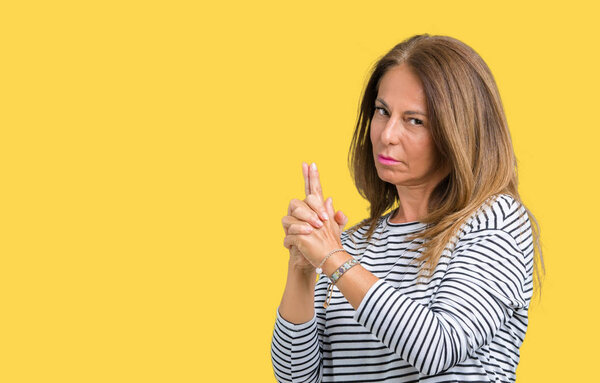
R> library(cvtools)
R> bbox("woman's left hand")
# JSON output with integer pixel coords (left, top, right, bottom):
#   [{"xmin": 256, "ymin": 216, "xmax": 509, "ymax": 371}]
[{"xmin": 283, "ymin": 163, "xmax": 346, "ymax": 267}]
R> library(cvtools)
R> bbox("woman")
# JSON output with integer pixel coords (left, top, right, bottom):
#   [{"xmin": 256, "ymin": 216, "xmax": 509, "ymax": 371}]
[{"xmin": 271, "ymin": 34, "xmax": 543, "ymax": 383}]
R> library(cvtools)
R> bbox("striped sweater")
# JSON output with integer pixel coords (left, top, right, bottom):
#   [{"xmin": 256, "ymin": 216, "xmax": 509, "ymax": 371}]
[{"xmin": 271, "ymin": 194, "xmax": 534, "ymax": 382}]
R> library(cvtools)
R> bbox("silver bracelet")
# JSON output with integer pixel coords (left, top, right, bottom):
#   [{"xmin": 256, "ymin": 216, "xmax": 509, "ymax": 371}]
[{"xmin": 316, "ymin": 248, "xmax": 345, "ymax": 274}]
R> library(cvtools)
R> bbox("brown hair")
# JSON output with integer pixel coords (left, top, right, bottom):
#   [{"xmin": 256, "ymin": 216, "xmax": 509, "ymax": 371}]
[{"xmin": 348, "ymin": 34, "xmax": 544, "ymax": 295}]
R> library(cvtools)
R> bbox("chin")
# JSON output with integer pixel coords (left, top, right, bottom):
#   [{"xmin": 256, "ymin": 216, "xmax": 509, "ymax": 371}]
[{"xmin": 375, "ymin": 167, "xmax": 401, "ymax": 185}]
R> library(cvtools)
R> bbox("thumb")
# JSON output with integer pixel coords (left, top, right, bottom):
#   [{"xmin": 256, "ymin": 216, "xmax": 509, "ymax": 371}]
[
  {"xmin": 327, "ymin": 197, "xmax": 348, "ymax": 232},
  {"xmin": 325, "ymin": 197, "xmax": 335, "ymax": 222},
  {"xmin": 335, "ymin": 210, "xmax": 348, "ymax": 231}
]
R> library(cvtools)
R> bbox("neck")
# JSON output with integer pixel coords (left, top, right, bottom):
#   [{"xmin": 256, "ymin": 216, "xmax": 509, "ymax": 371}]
[
  {"xmin": 391, "ymin": 182, "xmax": 440, "ymax": 223},
  {"xmin": 390, "ymin": 173, "xmax": 445, "ymax": 223},
  {"xmin": 390, "ymin": 165, "xmax": 450, "ymax": 223}
]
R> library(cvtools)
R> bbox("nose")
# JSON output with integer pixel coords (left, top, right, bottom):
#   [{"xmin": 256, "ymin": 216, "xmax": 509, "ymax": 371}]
[{"xmin": 380, "ymin": 117, "xmax": 401, "ymax": 145}]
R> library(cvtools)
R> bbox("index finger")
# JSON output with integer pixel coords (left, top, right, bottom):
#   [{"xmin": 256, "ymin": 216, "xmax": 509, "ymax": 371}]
[
  {"xmin": 309, "ymin": 162, "xmax": 324, "ymax": 200},
  {"xmin": 302, "ymin": 162, "xmax": 310, "ymax": 197}
]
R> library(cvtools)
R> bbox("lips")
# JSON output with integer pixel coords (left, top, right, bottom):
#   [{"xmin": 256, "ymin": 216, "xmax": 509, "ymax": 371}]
[
  {"xmin": 377, "ymin": 154, "xmax": 401, "ymax": 165},
  {"xmin": 379, "ymin": 154, "xmax": 399, "ymax": 162}
]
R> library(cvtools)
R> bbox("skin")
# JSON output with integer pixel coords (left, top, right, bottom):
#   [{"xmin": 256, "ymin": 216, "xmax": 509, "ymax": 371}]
[
  {"xmin": 371, "ymin": 64, "xmax": 449, "ymax": 223},
  {"xmin": 278, "ymin": 64, "xmax": 448, "ymax": 323},
  {"xmin": 278, "ymin": 162, "xmax": 350, "ymax": 324}
]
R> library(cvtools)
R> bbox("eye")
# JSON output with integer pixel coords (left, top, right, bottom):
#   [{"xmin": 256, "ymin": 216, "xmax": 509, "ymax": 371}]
[
  {"xmin": 374, "ymin": 106, "xmax": 388, "ymax": 116},
  {"xmin": 408, "ymin": 118, "xmax": 424, "ymax": 126}
]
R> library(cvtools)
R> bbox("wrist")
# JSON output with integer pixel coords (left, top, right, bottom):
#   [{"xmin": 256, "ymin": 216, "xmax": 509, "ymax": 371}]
[
  {"xmin": 321, "ymin": 251, "xmax": 353, "ymax": 277},
  {"xmin": 287, "ymin": 260, "xmax": 317, "ymax": 284},
  {"xmin": 315, "ymin": 247, "xmax": 346, "ymax": 274}
]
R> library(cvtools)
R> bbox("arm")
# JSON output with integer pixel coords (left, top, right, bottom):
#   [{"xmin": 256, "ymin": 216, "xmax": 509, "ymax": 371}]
[
  {"xmin": 301, "ymin": 227, "xmax": 529, "ymax": 376},
  {"xmin": 272, "ymin": 226, "xmax": 348, "ymax": 382},
  {"xmin": 346, "ymin": 227, "xmax": 531, "ymax": 375},
  {"xmin": 278, "ymin": 252, "xmax": 317, "ymax": 324},
  {"xmin": 271, "ymin": 262, "xmax": 322, "ymax": 383},
  {"xmin": 272, "ymin": 309, "xmax": 321, "ymax": 383},
  {"xmin": 282, "ymin": 162, "xmax": 377, "ymax": 310},
  {"xmin": 278, "ymin": 161, "xmax": 346, "ymax": 323},
  {"xmin": 272, "ymin": 163, "xmax": 350, "ymax": 382},
  {"xmin": 286, "ymin": 186, "xmax": 532, "ymax": 376}
]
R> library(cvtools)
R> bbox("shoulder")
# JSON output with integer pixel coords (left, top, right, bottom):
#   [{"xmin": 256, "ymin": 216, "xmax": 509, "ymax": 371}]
[
  {"xmin": 458, "ymin": 193, "xmax": 533, "ymax": 254},
  {"xmin": 449, "ymin": 195, "xmax": 534, "ymax": 307}
]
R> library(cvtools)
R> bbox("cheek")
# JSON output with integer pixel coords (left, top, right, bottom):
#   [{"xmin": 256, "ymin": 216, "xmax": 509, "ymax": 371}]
[
  {"xmin": 411, "ymin": 135, "xmax": 437, "ymax": 166},
  {"xmin": 370, "ymin": 117, "xmax": 387, "ymax": 139},
  {"xmin": 369, "ymin": 123, "xmax": 378, "ymax": 147}
]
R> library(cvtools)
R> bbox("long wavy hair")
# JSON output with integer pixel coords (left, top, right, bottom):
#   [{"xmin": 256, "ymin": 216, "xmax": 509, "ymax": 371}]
[{"xmin": 348, "ymin": 34, "xmax": 544, "ymax": 295}]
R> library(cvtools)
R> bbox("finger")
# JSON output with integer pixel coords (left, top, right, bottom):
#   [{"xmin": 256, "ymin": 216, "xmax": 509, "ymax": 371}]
[
  {"xmin": 334, "ymin": 210, "xmax": 348, "ymax": 231},
  {"xmin": 282, "ymin": 215, "xmax": 289, "ymax": 235},
  {"xmin": 282, "ymin": 215, "xmax": 309, "ymax": 234},
  {"xmin": 304, "ymin": 194, "xmax": 328, "ymax": 221},
  {"xmin": 289, "ymin": 210, "xmax": 324, "ymax": 229},
  {"xmin": 283, "ymin": 234, "xmax": 298, "ymax": 250},
  {"xmin": 289, "ymin": 245, "xmax": 301, "ymax": 258},
  {"xmin": 283, "ymin": 215, "xmax": 318, "ymax": 233},
  {"xmin": 302, "ymin": 162, "xmax": 310, "ymax": 197},
  {"xmin": 325, "ymin": 197, "xmax": 335, "ymax": 224},
  {"xmin": 326, "ymin": 197, "xmax": 348, "ymax": 231},
  {"xmin": 309, "ymin": 162, "xmax": 324, "ymax": 201},
  {"xmin": 283, "ymin": 215, "xmax": 316, "ymax": 232},
  {"xmin": 326, "ymin": 197, "xmax": 342, "ymax": 233},
  {"xmin": 288, "ymin": 202, "xmax": 324, "ymax": 228},
  {"xmin": 287, "ymin": 222, "xmax": 314, "ymax": 235},
  {"xmin": 287, "ymin": 198, "xmax": 305, "ymax": 217}
]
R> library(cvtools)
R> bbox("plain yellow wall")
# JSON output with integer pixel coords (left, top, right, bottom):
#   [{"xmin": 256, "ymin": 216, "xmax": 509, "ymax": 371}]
[{"xmin": 1, "ymin": 0, "xmax": 598, "ymax": 381}]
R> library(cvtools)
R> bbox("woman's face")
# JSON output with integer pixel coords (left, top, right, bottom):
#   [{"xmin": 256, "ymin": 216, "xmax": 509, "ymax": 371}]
[{"xmin": 370, "ymin": 64, "xmax": 447, "ymax": 192}]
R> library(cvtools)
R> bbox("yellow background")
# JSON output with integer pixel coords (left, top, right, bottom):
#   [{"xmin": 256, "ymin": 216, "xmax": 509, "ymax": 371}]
[{"xmin": 1, "ymin": 1, "xmax": 598, "ymax": 381}]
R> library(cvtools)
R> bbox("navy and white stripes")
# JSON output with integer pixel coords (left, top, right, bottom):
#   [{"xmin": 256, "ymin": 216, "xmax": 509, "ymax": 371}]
[{"xmin": 271, "ymin": 194, "xmax": 534, "ymax": 382}]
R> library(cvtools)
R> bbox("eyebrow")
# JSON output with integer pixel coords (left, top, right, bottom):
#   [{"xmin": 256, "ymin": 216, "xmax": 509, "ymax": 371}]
[{"xmin": 376, "ymin": 98, "xmax": 426, "ymax": 116}]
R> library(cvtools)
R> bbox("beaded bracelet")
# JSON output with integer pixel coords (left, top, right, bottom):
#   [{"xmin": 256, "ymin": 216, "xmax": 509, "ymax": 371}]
[
  {"xmin": 323, "ymin": 258, "xmax": 359, "ymax": 308},
  {"xmin": 315, "ymin": 248, "xmax": 346, "ymax": 275},
  {"xmin": 330, "ymin": 258, "xmax": 359, "ymax": 284}
]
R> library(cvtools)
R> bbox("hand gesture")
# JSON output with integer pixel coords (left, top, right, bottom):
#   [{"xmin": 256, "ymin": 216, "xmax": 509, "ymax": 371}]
[{"xmin": 282, "ymin": 162, "xmax": 348, "ymax": 271}]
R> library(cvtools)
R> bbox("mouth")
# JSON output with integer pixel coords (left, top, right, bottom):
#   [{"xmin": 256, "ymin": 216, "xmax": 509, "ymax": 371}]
[{"xmin": 377, "ymin": 154, "xmax": 401, "ymax": 165}]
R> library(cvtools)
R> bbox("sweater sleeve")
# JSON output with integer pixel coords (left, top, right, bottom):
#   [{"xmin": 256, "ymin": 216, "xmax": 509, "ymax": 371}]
[
  {"xmin": 271, "ymin": 307, "xmax": 322, "ymax": 383},
  {"xmin": 353, "ymin": 228, "xmax": 531, "ymax": 376}
]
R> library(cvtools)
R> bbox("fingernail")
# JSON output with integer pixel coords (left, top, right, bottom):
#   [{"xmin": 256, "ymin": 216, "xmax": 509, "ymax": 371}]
[
  {"xmin": 315, "ymin": 220, "xmax": 323, "ymax": 227},
  {"xmin": 321, "ymin": 212, "xmax": 329, "ymax": 220},
  {"xmin": 311, "ymin": 162, "xmax": 317, "ymax": 171}
]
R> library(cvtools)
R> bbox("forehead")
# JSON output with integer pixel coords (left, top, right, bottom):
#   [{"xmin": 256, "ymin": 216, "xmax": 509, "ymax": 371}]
[{"xmin": 377, "ymin": 64, "xmax": 427, "ymax": 111}]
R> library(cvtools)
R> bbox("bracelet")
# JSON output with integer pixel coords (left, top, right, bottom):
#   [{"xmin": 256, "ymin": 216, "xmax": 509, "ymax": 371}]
[
  {"xmin": 315, "ymin": 248, "xmax": 346, "ymax": 275},
  {"xmin": 329, "ymin": 258, "xmax": 359, "ymax": 284},
  {"xmin": 323, "ymin": 258, "xmax": 360, "ymax": 308}
]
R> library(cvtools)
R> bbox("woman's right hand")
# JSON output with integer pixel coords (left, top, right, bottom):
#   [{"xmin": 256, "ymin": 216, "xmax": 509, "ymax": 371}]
[{"xmin": 282, "ymin": 162, "xmax": 349, "ymax": 273}]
